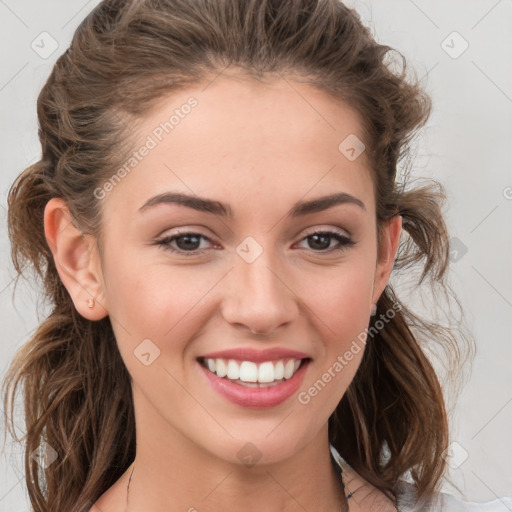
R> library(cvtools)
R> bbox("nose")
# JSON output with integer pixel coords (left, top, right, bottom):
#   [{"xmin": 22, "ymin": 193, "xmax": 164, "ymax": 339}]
[{"xmin": 221, "ymin": 249, "xmax": 298, "ymax": 336}]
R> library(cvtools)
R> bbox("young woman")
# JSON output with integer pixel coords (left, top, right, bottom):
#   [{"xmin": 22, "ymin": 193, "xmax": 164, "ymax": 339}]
[{"xmin": 3, "ymin": 1, "xmax": 510, "ymax": 511}]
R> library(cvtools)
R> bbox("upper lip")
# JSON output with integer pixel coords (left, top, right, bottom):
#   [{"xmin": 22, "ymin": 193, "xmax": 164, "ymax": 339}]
[{"xmin": 198, "ymin": 347, "xmax": 311, "ymax": 363}]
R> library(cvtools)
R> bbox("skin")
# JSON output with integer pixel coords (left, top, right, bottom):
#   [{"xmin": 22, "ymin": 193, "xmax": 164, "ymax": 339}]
[{"xmin": 44, "ymin": 72, "xmax": 402, "ymax": 512}]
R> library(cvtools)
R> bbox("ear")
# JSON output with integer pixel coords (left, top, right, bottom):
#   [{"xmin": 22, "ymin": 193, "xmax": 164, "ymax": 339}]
[
  {"xmin": 43, "ymin": 198, "xmax": 108, "ymax": 321},
  {"xmin": 371, "ymin": 215, "xmax": 402, "ymax": 308}
]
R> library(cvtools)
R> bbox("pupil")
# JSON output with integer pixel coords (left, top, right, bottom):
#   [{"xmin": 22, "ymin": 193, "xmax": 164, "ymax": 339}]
[
  {"xmin": 178, "ymin": 235, "xmax": 199, "ymax": 250},
  {"xmin": 174, "ymin": 234, "xmax": 332, "ymax": 251},
  {"xmin": 309, "ymin": 234, "xmax": 330, "ymax": 250}
]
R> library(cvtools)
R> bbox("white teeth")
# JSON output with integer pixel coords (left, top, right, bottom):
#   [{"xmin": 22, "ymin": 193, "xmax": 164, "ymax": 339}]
[
  {"xmin": 202, "ymin": 357, "xmax": 305, "ymax": 383},
  {"xmin": 283, "ymin": 360, "xmax": 295, "ymax": 379},
  {"xmin": 274, "ymin": 360, "xmax": 284, "ymax": 380},
  {"xmin": 258, "ymin": 361, "xmax": 275, "ymax": 383},
  {"xmin": 215, "ymin": 358, "xmax": 227, "ymax": 378},
  {"xmin": 239, "ymin": 361, "xmax": 258, "ymax": 382},
  {"xmin": 226, "ymin": 360, "xmax": 239, "ymax": 380}
]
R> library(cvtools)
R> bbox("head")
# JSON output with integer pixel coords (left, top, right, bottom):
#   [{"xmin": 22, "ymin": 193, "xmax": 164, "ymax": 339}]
[{"xmin": 3, "ymin": 1, "xmax": 471, "ymax": 511}]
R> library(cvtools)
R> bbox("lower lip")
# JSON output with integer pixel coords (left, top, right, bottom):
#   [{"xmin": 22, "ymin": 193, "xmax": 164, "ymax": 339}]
[{"xmin": 198, "ymin": 359, "xmax": 310, "ymax": 408}]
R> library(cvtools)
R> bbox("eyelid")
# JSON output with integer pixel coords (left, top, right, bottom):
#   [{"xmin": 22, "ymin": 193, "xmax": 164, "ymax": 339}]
[
  {"xmin": 157, "ymin": 225, "xmax": 351, "ymax": 245},
  {"xmin": 154, "ymin": 230, "xmax": 217, "ymax": 256},
  {"xmin": 300, "ymin": 226, "xmax": 351, "ymax": 239},
  {"xmin": 154, "ymin": 225, "xmax": 355, "ymax": 256}
]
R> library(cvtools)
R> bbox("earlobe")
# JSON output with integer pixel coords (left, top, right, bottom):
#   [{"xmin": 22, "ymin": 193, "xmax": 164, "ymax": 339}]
[
  {"xmin": 370, "ymin": 215, "xmax": 403, "ymax": 308},
  {"xmin": 43, "ymin": 198, "xmax": 108, "ymax": 321}
]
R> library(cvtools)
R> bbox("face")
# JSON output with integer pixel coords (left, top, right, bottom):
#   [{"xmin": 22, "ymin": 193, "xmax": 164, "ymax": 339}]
[{"xmin": 75, "ymin": 74, "xmax": 400, "ymax": 466}]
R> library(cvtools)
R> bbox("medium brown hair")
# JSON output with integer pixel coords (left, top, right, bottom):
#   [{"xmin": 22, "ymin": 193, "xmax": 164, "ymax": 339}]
[{"xmin": 2, "ymin": 1, "xmax": 473, "ymax": 510}]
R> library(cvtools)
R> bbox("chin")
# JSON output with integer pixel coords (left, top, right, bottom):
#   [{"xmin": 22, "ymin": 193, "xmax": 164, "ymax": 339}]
[{"xmin": 199, "ymin": 425, "xmax": 314, "ymax": 469}]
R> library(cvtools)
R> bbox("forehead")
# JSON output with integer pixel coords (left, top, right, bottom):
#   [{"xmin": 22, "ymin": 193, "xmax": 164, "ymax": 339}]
[
  {"xmin": 104, "ymin": 74, "xmax": 374, "ymax": 218},
  {"xmin": 141, "ymin": 73, "xmax": 366, "ymax": 159}
]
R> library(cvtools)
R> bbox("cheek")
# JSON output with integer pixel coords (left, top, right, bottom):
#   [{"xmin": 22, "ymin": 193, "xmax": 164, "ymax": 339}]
[
  {"xmin": 304, "ymin": 252, "xmax": 375, "ymax": 333},
  {"xmin": 298, "ymin": 255, "xmax": 375, "ymax": 402},
  {"xmin": 103, "ymin": 239, "xmax": 195, "ymax": 324},
  {"xmin": 101, "ymin": 251, "xmax": 191, "ymax": 363},
  {"xmin": 103, "ymin": 233, "xmax": 376, "ymax": 369},
  {"xmin": 102, "ymin": 252, "xmax": 224, "ymax": 384}
]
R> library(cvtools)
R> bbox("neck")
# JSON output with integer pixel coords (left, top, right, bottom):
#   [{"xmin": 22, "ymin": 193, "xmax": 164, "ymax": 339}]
[{"xmin": 125, "ymin": 392, "xmax": 346, "ymax": 512}]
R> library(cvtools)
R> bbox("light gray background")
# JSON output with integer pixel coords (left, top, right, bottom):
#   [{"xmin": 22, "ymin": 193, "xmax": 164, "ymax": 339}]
[{"xmin": 1, "ymin": 0, "xmax": 511, "ymax": 510}]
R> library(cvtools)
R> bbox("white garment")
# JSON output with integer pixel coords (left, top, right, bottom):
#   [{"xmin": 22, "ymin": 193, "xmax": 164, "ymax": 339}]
[{"xmin": 329, "ymin": 443, "xmax": 512, "ymax": 511}]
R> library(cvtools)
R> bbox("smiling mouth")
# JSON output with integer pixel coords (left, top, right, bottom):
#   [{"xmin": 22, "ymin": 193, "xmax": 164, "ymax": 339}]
[{"xmin": 197, "ymin": 356, "xmax": 311, "ymax": 388}]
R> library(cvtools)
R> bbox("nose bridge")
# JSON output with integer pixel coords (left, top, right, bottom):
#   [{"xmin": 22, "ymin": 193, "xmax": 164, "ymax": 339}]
[{"xmin": 221, "ymin": 236, "xmax": 297, "ymax": 334}]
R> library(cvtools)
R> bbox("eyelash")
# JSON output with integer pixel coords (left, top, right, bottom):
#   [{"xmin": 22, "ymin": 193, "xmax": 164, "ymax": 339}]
[{"xmin": 154, "ymin": 229, "xmax": 356, "ymax": 256}]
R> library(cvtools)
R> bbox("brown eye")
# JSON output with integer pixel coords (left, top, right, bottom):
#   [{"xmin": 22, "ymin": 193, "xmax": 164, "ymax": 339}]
[
  {"xmin": 297, "ymin": 231, "xmax": 355, "ymax": 253},
  {"xmin": 155, "ymin": 232, "xmax": 213, "ymax": 256}
]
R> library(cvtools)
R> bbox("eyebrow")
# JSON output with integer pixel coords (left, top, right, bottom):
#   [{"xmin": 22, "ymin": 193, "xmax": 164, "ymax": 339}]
[{"xmin": 138, "ymin": 191, "xmax": 366, "ymax": 217}]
